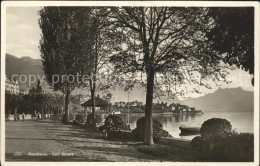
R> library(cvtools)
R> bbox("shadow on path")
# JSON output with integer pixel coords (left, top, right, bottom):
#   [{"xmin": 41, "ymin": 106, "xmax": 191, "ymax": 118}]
[{"xmin": 6, "ymin": 118, "xmax": 161, "ymax": 161}]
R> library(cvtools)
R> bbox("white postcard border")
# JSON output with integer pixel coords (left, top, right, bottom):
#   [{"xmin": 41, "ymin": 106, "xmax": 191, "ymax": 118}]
[{"xmin": 1, "ymin": 1, "xmax": 259, "ymax": 166}]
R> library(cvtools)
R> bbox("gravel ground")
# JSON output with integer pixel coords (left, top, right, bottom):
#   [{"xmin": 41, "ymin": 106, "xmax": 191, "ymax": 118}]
[{"xmin": 5, "ymin": 118, "xmax": 162, "ymax": 161}]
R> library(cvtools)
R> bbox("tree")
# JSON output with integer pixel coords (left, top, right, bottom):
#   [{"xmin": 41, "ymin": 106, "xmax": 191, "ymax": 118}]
[
  {"xmin": 5, "ymin": 93, "xmax": 22, "ymax": 115},
  {"xmin": 106, "ymin": 93, "xmax": 112, "ymax": 103},
  {"xmin": 39, "ymin": 7, "xmax": 82, "ymax": 124},
  {"xmin": 35, "ymin": 80, "xmax": 43, "ymax": 93},
  {"xmin": 41, "ymin": 93, "xmax": 64, "ymax": 115},
  {"xmin": 109, "ymin": 7, "xmax": 227, "ymax": 144},
  {"xmin": 53, "ymin": 93, "xmax": 65, "ymax": 115},
  {"xmin": 76, "ymin": 8, "xmax": 121, "ymax": 128},
  {"xmin": 28, "ymin": 80, "xmax": 43, "ymax": 94},
  {"xmin": 79, "ymin": 10, "xmax": 100, "ymax": 128},
  {"xmin": 206, "ymin": 7, "xmax": 254, "ymax": 85}
]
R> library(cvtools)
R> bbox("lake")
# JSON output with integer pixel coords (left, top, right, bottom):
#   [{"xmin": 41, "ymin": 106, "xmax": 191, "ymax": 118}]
[{"xmin": 124, "ymin": 111, "xmax": 254, "ymax": 140}]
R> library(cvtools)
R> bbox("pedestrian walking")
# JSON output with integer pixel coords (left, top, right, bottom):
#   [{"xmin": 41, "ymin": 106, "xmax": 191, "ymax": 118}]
[
  {"xmin": 38, "ymin": 112, "xmax": 41, "ymax": 119},
  {"xmin": 22, "ymin": 113, "xmax": 25, "ymax": 122},
  {"xmin": 14, "ymin": 107, "xmax": 18, "ymax": 121},
  {"xmin": 34, "ymin": 110, "xmax": 37, "ymax": 119}
]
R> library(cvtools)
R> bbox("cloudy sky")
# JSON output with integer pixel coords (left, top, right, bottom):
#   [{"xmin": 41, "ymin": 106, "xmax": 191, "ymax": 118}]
[
  {"xmin": 6, "ymin": 7, "xmax": 41, "ymax": 59},
  {"xmin": 5, "ymin": 7, "xmax": 254, "ymax": 94}
]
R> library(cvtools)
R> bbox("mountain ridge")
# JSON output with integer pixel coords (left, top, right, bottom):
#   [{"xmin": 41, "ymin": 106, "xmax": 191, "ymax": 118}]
[
  {"xmin": 181, "ymin": 87, "xmax": 253, "ymax": 112},
  {"xmin": 5, "ymin": 53, "xmax": 49, "ymax": 92}
]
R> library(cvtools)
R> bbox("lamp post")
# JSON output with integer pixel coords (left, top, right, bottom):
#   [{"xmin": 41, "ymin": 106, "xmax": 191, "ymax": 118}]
[{"xmin": 127, "ymin": 91, "xmax": 130, "ymax": 124}]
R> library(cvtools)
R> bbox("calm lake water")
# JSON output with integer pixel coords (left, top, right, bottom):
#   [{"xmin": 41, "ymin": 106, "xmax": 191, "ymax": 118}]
[{"xmin": 124, "ymin": 111, "xmax": 254, "ymax": 140}]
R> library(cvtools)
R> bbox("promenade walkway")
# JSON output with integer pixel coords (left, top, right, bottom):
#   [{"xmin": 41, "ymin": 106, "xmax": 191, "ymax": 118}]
[{"xmin": 5, "ymin": 118, "xmax": 160, "ymax": 161}]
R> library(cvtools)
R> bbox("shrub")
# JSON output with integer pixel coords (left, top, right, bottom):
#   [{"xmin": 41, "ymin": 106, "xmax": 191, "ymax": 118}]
[
  {"xmin": 190, "ymin": 136, "xmax": 204, "ymax": 151},
  {"xmin": 85, "ymin": 113, "xmax": 103, "ymax": 127},
  {"xmin": 217, "ymin": 133, "xmax": 253, "ymax": 161},
  {"xmin": 74, "ymin": 114, "xmax": 86, "ymax": 124},
  {"xmin": 103, "ymin": 115, "xmax": 128, "ymax": 130},
  {"xmin": 200, "ymin": 118, "xmax": 232, "ymax": 139},
  {"xmin": 153, "ymin": 128, "xmax": 172, "ymax": 142},
  {"xmin": 62, "ymin": 111, "xmax": 75, "ymax": 123},
  {"xmin": 132, "ymin": 117, "xmax": 172, "ymax": 143},
  {"xmin": 191, "ymin": 118, "xmax": 254, "ymax": 161},
  {"xmin": 69, "ymin": 112, "xmax": 75, "ymax": 121},
  {"xmin": 200, "ymin": 132, "xmax": 254, "ymax": 161}
]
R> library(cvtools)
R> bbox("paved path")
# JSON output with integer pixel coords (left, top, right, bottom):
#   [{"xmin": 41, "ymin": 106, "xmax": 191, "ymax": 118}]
[{"xmin": 5, "ymin": 118, "xmax": 160, "ymax": 161}]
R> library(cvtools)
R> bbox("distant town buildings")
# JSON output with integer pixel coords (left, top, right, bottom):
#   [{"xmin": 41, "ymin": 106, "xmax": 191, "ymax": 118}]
[
  {"xmin": 5, "ymin": 76, "xmax": 20, "ymax": 94},
  {"xmin": 114, "ymin": 101, "xmax": 126, "ymax": 107},
  {"xmin": 168, "ymin": 103, "xmax": 201, "ymax": 114},
  {"xmin": 154, "ymin": 101, "xmax": 168, "ymax": 110},
  {"xmin": 113, "ymin": 100, "xmax": 202, "ymax": 114},
  {"xmin": 115, "ymin": 100, "xmax": 144, "ymax": 107}
]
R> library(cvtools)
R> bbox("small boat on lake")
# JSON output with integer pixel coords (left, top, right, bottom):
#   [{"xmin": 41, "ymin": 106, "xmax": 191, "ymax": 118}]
[
  {"xmin": 179, "ymin": 125, "xmax": 201, "ymax": 135},
  {"xmin": 111, "ymin": 111, "xmax": 121, "ymax": 115}
]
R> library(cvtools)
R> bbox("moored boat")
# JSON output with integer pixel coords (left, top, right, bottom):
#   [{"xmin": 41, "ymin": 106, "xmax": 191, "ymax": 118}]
[
  {"xmin": 111, "ymin": 111, "xmax": 121, "ymax": 115},
  {"xmin": 179, "ymin": 125, "xmax": 201, "ymax": 135}
]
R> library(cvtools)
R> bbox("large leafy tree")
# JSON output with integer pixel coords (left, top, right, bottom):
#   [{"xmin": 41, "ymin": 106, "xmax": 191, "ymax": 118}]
[
  {"xmin": 39, "ymin": 7, "xmax": 119, "ymax": 125},
  {"xmin": 39, "ymin": 7, "xmax": 83, "ymax": 124},
  {"xmin": 206, "ymin": 7, "xmax": 254, "ymax": 85},
  {"xmin": 76, "ymin": 8, "xmax": 121, "ymax": 127},
  {"xmin": 5, "ymin": 93, "xmax": 22, "ymax": 115},
  {"xmin": 42, "ymin": 93, "xmax": 64, "ymax": 115},
  {"xmin": 109, "ymin": 7, "xmax": 228, "ymax": 145},
  {"xmin": 77, "ymin": 9, "xmax": 104, "ymax": 127}
]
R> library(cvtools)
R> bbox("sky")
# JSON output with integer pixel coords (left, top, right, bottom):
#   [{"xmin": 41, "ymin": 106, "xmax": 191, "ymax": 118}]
[
  {"xmin": 5, "ymin": 7, "xmax": 254, "ymax": 96},
  {"xmin": 6, "ymin": 7, "xmax": 42, "ymax": 59}
]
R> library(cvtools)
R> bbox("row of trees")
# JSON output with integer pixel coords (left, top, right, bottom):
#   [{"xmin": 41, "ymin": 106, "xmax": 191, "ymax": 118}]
[
  {"xmin": 39, "ymin": 8, "xmax": 119, "ymax": 125},
  {"xmin": 5, "ymin": 92, "xmax": 64, "ymax": 116},
  {"xmin": 39, "ymin": 7, "xmax": 254, "ymax": 145}
]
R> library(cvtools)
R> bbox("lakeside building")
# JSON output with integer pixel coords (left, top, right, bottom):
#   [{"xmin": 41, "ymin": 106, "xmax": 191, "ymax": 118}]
[
  {"xmin": 114, "ymin": 101, "xmax": 144, "ymax": 107},
  {"xmin": 19, "ymin": 90, "xmax": 29, "ymax": 95},
  {"xmin": 130, "ymin": 101, "xmax": 144, "ymax": 107},
  {"xmin": 5, "ymin": 75, "xmax": 29, "ymax": 95},
  {"xmin": 115, "ymin": 101, "xmax": 126, "ymax": 107},
  {"xmin": 5, "ymin": 76, "xmax": 20, "ymax": 95},
  {"xmin": 169, "ymin": 103, "xmax": 202, "ymax": 114}
]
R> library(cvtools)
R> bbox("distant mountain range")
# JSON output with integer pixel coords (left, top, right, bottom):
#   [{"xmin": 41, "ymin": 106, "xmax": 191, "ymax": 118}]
[
  {"xmin": 5, "ymin": 54, "xmax": 254, "ymax": 112},
  {"xmin": 182, "ymin": 87, "xmax": 254, "ymax": 112},
  {"xmin": 5, "ymin": 53, "xmax": 50, "ymax": 92},
  {"xmin": 111, "ymin": 86, "xmax": 253, "ymax": 112}
]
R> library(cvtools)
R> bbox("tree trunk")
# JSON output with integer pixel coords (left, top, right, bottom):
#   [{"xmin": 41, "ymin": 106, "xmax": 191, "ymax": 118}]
[
  {"xmin": 90, "ymin": 79, "xmax": 96, "ymax": 128},
  {"xmin": 144, "ymin": 69, "xmax": 155, "ymax": 145},
  {"xmin": 64, "ymin": 91, "xmax": 70, "ymax": 124}
]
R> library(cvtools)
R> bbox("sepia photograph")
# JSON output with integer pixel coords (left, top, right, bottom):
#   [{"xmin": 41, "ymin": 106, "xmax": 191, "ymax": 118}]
[{"xmin": 1, "ymin": 1, "xmax": 259, "ymax": 165}]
